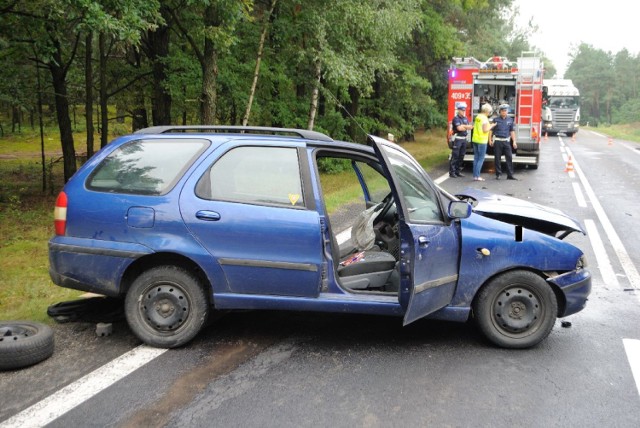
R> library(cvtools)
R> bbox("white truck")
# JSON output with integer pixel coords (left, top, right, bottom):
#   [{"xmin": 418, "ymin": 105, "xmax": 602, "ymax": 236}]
[{"xmin": 542, "ymin": 79, "xmax": 580, "ymax": 137}]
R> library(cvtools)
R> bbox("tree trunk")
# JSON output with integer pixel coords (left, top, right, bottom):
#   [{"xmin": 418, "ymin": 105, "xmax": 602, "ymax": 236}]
[
  {"xmin": 200, "ymin": 4, "xmax": 219, "ymax": 125},
  {"xmin": 85, "ymin": 32, "xmax": 94, "ymax": 157},
  {"xmin": 346, "ymin": 86, "xmax": 360, "ymax": 140},
  {"xmin": 130, "ymin": 49, "xmax": 148, "ymax": 131},
  {"xmin": 242, "ymin": 0, "xmax": 277, "ymax": 126},
  {"xmin": 99, "ymin": 33, "xmax": 109, "ymax": 148},
  {"xmin": 132, "ymin": 86, "xmax": 148, "ymax": 131},
  {"xmin": 307, "ymin": 60, "xmax": 321, "ymax": 130},
  {"xmin": 48, "ymin": 51, "xmax": 76, "ymax": 182},
  {"xmin": 11, "ymin": 105, "xmax": 20, "ymax": 132},
  {"xmin": 147, "ymin": 7, "xmax": 172, "ymax": 125}
]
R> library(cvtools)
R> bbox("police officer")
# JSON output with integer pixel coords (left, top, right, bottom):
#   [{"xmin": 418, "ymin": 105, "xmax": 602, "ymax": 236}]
[
  {"xmin": 490, "ymin": 104, "xmax": 518, "ymax": 180},
  {"xmin": 450, "ymin": 102, "xmax": 473, "ymax": 178}
]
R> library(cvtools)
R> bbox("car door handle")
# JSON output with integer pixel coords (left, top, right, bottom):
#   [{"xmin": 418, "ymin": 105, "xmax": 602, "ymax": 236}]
[
  {"xmin": 418, "ymin": 236, "xmax": 429, "ymax": 246},
  {"xmin": 196, "ymin": 210, "xmax": 221, "ymax": 221}
]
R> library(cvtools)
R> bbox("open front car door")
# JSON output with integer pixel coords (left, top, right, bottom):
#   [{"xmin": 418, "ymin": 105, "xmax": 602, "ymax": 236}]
[{"xmin": 368, "ymin": 136, "xmax": 462, "ymax": 325}]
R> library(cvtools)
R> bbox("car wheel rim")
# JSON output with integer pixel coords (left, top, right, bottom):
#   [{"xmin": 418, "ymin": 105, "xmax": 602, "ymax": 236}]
[
  {"xmin": 492, "ymin": 286, "xmax": 541, "ymax": 335},
  {"xmin": 141, "ymin": 284, "xmax": 190, "ymax": 332},
  {"xmin": 0, "ymin": 324, "xmax": 37, "ymax": 341}
]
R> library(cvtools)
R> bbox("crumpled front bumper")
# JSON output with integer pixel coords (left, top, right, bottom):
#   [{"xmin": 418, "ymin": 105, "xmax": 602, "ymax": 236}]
[{"xmin": 547, "ymin": 268, "xmax": 592, "ymax": 317}]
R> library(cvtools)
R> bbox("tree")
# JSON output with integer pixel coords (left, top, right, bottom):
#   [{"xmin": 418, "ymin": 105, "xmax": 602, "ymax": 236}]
[
  {"xmin": 566, "ymin": 43, "xmax": 615, "ymax": 124},
  {"xmin": 242, "ymin": 0, "xmax": 277, "ymax": 126},
  {"xmin": 2, "ymin": 0, "xmax": 160, "ymax": 181},
  {"xmin": 170, "ymin": 0, "xmax": 253, "ymax": 125}
]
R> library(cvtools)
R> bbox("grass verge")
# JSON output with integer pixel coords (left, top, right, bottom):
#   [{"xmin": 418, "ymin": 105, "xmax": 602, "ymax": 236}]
[{"xmin": 590, "ymin": 123, "xmax": 640, "ymax": 143}]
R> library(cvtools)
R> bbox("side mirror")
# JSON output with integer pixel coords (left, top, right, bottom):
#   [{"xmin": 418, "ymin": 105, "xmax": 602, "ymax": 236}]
[{"xmin": 448, "ymin": 200, "xmax": 472, "ymax": 219}]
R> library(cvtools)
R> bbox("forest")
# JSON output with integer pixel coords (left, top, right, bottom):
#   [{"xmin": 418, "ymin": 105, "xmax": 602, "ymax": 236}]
[{"xmin": 1, "ymin": 0, "xmax": 639, "ymax": 182}]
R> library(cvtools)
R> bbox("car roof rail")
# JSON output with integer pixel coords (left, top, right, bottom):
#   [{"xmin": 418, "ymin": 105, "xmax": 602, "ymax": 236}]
[{"xmin": 134, "ymin": 125, "xmax": 334, "ymax": 142}]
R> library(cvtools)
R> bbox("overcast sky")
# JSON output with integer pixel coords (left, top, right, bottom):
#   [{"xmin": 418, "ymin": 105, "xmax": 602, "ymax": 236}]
[{"xmin": 512, "ymin": 0, "xmax": 639, "ymax": 77}]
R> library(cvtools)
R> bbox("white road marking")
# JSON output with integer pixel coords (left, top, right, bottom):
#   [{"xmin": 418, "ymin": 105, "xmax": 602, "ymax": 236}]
[
  {"xmin": 621, "ymin": 142, "xmax": 640, "ymax": 155},
  {"xmin": 336, "ymin": 228, "xmax": 351, "ymax": 245},
  {"xmin": 0, "ymin": 345, "xmax": 167, "ymax": 428},
  {"xmin": 566, "ymin": 146, "xmax": 640, "ymax": 290},
  {"xmin": 434, "ymin": 171, "xmax": 450, "ymax": 185},
  {"xmin": 623, "ymin": 339, "xmax": 640, "ymax": 397},
  {"xmin": 572, "ymin": 182, "xmax": 587, "ymax": 208},
  {"xmin": 584, "ymin": 219, "xmax": 619, "ymax": 289}
]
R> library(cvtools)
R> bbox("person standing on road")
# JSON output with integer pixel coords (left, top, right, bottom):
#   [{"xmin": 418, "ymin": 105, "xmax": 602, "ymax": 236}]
[
  {"xmin": 471, "ymin": 103, "xmax": 496, "ymax": 181},
  {"xmin": 449, "ymin": 102, "xmax": 473, "ymax": 178},
  {"xmin": 490, "ymin": 104, "xmax": 518, "ymax": 180}
]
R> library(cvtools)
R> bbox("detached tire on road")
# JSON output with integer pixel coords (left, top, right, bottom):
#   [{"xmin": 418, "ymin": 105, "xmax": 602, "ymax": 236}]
[
  {"xmin": 125, "ymin": 266, "xmax": 210, "ymax": 349},
  {"xmin": 0, "ymin": 321, "xmax": 55, "ymax": 370},
  {"xmin": 473, "ymin": 270, "xmax": 557, "ymax": 349}
]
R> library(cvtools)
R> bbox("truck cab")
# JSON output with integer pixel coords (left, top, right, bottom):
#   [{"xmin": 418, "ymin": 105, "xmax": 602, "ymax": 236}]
[{"xmin": 542, "ymin": 79, "xmax": 580, "ymax": 137}]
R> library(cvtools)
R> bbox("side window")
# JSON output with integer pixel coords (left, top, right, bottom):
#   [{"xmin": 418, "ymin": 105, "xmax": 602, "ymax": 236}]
[
  {"xmin": 354, "ymin": 161, "xmax": 390, "ymax": 203},
  {"xmin": 196, "ymin": 146, "xmax": 304, "ymax": 208},
  {"xmin": 317, "ymin": 154, "xmax": 392, "ymax": 230},
  {"xmin": 87, "ymin": 139, "xmax": 209, "ymax": 195},
  {"xmin": 381, "ymin": 145, "xmax": 443, "ymax": 223}
]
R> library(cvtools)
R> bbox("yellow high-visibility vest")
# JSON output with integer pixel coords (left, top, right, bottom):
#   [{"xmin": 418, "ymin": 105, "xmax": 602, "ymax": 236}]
[{"xmin": 472, "ymin": 114, "xmax": 490, "ymax": 144}]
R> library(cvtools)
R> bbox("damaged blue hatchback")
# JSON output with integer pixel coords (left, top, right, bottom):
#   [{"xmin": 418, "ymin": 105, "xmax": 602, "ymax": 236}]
[{"xmin": 49, "ymin": 127, "xmax": 591, "ymax": 349}]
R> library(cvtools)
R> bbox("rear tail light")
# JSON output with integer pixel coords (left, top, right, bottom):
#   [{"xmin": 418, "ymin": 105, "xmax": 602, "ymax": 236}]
[{"xmin": 54, "ymin": 192, "xmax": 68, "ymax": 235}]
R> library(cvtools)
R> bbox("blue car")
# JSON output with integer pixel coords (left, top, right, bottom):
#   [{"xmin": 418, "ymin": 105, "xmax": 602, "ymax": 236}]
[{"xmin": 49, "ymin": 126, "xmax": 591, "ymax": 349}]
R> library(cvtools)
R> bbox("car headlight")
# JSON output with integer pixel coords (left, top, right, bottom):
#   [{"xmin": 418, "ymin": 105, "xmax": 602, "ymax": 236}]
[{"xmin": 576, "ymin": 255, "xmax": 587, "ymax": 270}]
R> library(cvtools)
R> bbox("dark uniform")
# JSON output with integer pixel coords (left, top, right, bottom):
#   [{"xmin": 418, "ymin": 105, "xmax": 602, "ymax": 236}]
[
  {"xmin": 450, "ymin": 114, "xmax": 470, "ymax": 177},
  {"xmin": 492, "ymin": 114, "xmax": 516, "ymax": 179}
]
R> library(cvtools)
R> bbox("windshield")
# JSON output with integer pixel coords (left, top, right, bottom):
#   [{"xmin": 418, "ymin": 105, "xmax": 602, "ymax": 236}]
[{"xmin": 548, "ymin": 96, "xmax": 579, "ymax": 109}]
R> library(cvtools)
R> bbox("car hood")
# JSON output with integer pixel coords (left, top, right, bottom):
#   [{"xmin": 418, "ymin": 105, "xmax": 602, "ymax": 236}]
[{"xmin": 455, "ymin": 188, "xmax": 586, "ymax": 238}]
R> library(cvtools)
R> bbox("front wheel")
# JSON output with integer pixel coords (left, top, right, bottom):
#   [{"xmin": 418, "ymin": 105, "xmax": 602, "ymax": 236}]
[
  {"xmin": 473, "ymin": 271, "xmax": 557, "ymax": 349},
  {"xmin": 125, "ymin": 266, "xmax": 209, "ymax": 348}
]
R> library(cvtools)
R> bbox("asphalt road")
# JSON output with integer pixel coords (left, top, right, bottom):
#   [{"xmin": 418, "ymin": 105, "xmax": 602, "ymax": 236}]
[{"xmin": 1, "ymin": 129, "xmax": 639, "ymax": 427}]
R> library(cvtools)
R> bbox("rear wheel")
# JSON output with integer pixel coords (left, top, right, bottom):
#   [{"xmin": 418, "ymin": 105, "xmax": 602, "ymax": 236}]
[
  {"xmin": 125, "ymin": 266, "xmax": 209, "ymax": 348},
  {"xmin": 473, "ymin": 271, "xmax": 557, "ymax": 349}
]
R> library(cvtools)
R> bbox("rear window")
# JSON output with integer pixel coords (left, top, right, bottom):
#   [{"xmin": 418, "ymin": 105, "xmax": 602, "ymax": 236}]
[{"xmin": 87, "ymin": 139, "xmax": 209, "ymax": 195}]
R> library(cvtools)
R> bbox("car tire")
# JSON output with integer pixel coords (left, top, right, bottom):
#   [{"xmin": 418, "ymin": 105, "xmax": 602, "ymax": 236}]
[
  {"xmin": 0, "ymin": 321, "xmax": 55, "ymax": 370},
  {"xmin": 473, "ymin": 271, "xmax": 557, "ymax": 349},
  {"xmin": 125, "ymin": 266, "xmax": 209, "ymax": 349}
]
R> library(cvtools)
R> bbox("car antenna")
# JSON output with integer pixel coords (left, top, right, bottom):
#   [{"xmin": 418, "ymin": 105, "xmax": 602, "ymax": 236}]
[{"xmin": 322, "ymin": 87, "xmax": 371, "ymax": 141}]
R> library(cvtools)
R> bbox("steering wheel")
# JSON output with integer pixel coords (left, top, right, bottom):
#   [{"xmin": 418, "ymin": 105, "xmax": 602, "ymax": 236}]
[{"xmin": 374, "ymin": 192, "xmax": 395, "ymax": 223}]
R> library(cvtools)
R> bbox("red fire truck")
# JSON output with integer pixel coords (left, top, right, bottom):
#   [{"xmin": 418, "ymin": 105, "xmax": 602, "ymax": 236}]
[{"xmin": 447, "ymin": 52, "xmax": 544, "ymax": 168}]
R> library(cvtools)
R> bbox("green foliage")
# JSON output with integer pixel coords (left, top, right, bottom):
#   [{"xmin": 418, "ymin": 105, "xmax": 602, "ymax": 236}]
[
  {"xmin": 565, "ymin": 43, "xmax": 631, "ymax": 125},
  {"xmin": 0, "ymin": 0, "xmax": 538, "ymax": 148},
  {"xmin": 317, "ymin": 157, "xmax": 351, "ymax": 174},
  {"xmin": 612, "ymin": 99, "xmax": 640, "ymax": 124}
]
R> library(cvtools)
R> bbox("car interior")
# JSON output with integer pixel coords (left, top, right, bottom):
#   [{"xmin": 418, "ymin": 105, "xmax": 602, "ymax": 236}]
[{"xmin": 316, "ymin": 153, "xmax": 401, "ymax": 294}]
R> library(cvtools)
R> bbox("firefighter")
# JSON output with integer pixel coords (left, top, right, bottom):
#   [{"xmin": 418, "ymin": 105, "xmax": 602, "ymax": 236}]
[
  {"xmin": 449, "ymin": 102, "xmax": 473, "ymax": 178},
  {"xmin": 490, "ymin": 104, "xmax": 518, "ymax": 180}
]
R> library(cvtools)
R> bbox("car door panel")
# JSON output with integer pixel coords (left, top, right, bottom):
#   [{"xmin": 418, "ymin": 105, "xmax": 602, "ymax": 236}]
[
  {"xmin": 368, "ymin": 136, "xmax": 460, "ymax": 324},
  {"xmin": 400, "ymin": 222, "xmax": 460, "ymax": 325},
  {"xmin": 180, "ymin": 144, "xmax": 323, "ymax": 298}
]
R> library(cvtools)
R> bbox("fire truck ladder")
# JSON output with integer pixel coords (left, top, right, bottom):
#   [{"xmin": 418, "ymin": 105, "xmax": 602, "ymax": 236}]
[{"xmin": 515, "ymin": 53, "xmax": 542, "ymax": 141}]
